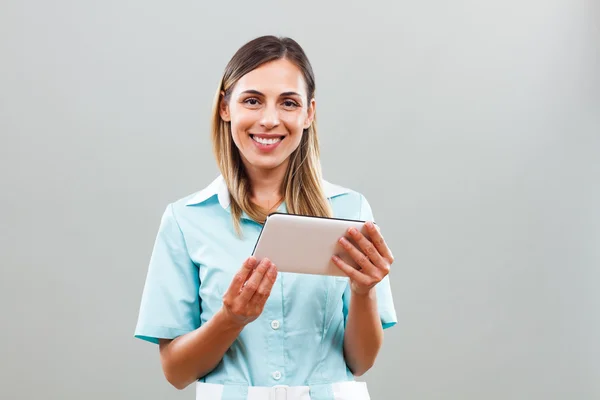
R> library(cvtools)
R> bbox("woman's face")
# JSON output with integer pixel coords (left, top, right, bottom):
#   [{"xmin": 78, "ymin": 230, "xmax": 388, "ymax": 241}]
[{"xmin": 220, "ymin": 58, "xmax": 315, "ymax": 174}]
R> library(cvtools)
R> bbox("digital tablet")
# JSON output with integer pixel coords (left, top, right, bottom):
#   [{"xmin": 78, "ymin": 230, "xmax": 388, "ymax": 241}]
[{"xmin": 251, "ymin": 212, "xmax": 373, "ymax": 277}]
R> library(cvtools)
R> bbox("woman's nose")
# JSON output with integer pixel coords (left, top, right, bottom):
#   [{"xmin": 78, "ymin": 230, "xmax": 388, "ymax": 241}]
[{"xmin": 260, "ymin": 105, "xmax": 280, "ymax": 129}]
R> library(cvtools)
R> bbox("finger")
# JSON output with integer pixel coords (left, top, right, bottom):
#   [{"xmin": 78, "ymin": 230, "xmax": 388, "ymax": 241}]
[
  {"xmin": 347, "ymin": 227, "xmax": 385, "ymax": 270},
  {"xmin": 332, "ymin": 255, "xmax": 371, "ymax": 286},
  {"xmin": 250, "ymin": 263, "xmax": 278, "ymax": 305},
  {"xmin": 225, "ymin": 257, "xmax": 257, "ymax": 297},
  {"xmin": 238, "ymin": 258, "xmax": 271, "ymax": 303},
  {"xmin": 365, "ymin": 221, "xmax": 394, "ymax": 264},
  {"xmin": 338, "ymin": 236, "xmax": 376, "ymax": 275}
]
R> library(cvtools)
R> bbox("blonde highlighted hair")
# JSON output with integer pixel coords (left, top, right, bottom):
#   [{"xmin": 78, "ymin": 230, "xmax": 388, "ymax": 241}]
[{"xmin": 210, "ymin": 35, "xmax": 333, "ymax": 235}]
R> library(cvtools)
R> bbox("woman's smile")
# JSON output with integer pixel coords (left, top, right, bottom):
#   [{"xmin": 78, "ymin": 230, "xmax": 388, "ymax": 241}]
[{"xmin": 249, "ymin": 134, "xmax": 285, "ymax": 152}]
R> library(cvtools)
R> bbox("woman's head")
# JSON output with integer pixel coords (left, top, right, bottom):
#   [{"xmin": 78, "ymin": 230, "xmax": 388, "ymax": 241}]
[
  {"xmin": 211, "ymin": 36, "xmax": 332, "ymax": 232},
  {"xmin": 217, "ymin": 36, "xmax": 316, "ymax": 172},
  {"xmin": 219, "ymin": 57, "xmax": 314, "ymax": 172}
]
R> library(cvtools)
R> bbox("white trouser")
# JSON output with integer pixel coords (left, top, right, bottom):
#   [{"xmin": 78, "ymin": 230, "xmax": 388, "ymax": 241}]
[{"xmin": 196, "ymin": 381, "xmax": 371, "ymax": 400}]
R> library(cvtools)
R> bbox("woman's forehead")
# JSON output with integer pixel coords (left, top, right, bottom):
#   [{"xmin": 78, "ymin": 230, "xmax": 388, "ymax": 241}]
[{"xmin": 234, "ymin": 59, "xmax": 307, "ymax": 97}]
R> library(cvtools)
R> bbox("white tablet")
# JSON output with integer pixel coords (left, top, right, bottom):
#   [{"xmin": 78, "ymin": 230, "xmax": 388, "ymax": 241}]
[{"xmin": 251, "ymin": 212, "xmax": 373, "ymax": 277}]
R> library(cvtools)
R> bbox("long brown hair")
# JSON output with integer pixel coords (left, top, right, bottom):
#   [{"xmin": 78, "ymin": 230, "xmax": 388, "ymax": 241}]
[{"xmin": 211, "ymin": 35, "xmax": 333, "ymax": 235}]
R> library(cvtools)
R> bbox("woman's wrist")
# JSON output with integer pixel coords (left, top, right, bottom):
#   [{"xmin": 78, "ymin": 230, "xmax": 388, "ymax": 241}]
[
  {"xmin": 350, "ymin": 283, "xmax": 376, "ymax": 297},
  {"xmin": 216, "ymin": 306, "xmax": 248, "ymax": 331}
]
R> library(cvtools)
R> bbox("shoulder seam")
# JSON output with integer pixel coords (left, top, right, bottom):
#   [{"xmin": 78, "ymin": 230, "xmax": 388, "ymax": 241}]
[{"xmin": 168, "ymin": 203, "xmax": 195, "ymax": 266}]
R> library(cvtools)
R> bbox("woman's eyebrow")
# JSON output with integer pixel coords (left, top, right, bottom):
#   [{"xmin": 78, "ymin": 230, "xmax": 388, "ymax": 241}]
[
  {"xmin": 280, "ymin": 91, "xmax": 302, "ymax": 97},
  {"xmin": 239, "ymin": 89, "xmax": 303, "ymax": 98},
  {"xmin": 240, "ymin": 89, "xmax": 264, "ymax": 96}
]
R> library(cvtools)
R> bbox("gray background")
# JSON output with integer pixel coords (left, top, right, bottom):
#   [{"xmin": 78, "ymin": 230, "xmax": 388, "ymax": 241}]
[{"xmin": 1, "ymin": 0, "xmax": 598, "ymax": 399}]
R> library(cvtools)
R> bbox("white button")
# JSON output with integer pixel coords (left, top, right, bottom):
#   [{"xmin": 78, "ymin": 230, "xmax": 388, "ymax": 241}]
[
  {"xmin": 271, "ymin": 320, "xmax": 280, "ymax": 330},
  {"xmin": 272, "ymin": 371, "xmax": 282, "ymax": 380}
]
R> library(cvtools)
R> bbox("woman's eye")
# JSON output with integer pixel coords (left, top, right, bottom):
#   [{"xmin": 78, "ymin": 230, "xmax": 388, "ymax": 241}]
[
  {"xmin": 283, "ymin": 100, "xmax": 298, "ymax": 108},
  {"xmin": 244, "ymin": 98, "xmax": 260, "ymax": 106}
]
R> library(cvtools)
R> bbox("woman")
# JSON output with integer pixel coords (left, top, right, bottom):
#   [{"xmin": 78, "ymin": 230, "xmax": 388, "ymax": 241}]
[{"xmin": 134, "ymin": 35, "xmax": 397, "ymax": 400}]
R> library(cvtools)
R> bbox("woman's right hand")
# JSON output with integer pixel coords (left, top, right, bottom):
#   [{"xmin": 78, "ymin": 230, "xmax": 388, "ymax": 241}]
[{"xmin": 221, "ymin": 256, "xmax": 278, "ymax": 328}]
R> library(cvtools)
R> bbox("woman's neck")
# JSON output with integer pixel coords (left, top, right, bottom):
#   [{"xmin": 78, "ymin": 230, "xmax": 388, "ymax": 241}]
[{"xmin": 244, "ymin": 160, "xmax": 288, "ymax": 206}]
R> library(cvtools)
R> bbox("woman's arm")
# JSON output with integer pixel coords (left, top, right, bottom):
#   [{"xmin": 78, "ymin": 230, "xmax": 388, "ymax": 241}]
[
  {"xmin": 332, "ymin": 222, "xmax": 395, "ymax": 376},
  {"xmin": 159, "ymin": 257, "xmax": 278, "ymax": 389},
  {"xmin": 342, "ymin": 288, "xmax": 383, "ymax": 376},
  {"xmin": 159, "ymin": 308, "xmax": 243, "ymax": 389}
]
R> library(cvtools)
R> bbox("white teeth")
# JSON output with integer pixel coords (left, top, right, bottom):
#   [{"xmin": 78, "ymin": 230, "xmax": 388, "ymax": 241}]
[{"xmin": 252, "ymin": 135, "xmax": 281, "ymax": 145}]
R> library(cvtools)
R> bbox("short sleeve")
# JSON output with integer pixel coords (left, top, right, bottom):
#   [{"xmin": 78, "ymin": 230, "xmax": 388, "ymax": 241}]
[
  {"xmin": 342, "ymin": 194, "xmax": 398, "ymax": 329},
  {"xmin": 134, "ymin": 203, "xmax": 201, "ymax": 344}
]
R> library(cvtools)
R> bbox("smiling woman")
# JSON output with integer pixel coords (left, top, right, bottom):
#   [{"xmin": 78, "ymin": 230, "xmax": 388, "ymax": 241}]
[{"xmin": 134, "ymin": 35, "xmax": 398, "ymax": 400}]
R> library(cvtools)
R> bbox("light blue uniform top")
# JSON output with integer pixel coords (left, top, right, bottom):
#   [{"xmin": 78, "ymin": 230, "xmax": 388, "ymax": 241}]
[{"xmin": 134, "ymin": 175, "xmax": 397, "ymax": 398}]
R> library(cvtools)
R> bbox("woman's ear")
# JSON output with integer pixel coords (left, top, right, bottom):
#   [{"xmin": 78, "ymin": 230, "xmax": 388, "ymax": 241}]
[
  {"xmin": 304, "ymin": 98, "xmax": 316, "ymax": 129},
  {"xmin": 219, "ymin": 91, "xmax": 231, "ymax": 122}
]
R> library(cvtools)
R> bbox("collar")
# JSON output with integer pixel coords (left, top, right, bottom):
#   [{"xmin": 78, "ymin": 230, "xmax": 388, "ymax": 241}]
[{"xmin": 185, "ymin": 174, "xmax": 351, "ymax": 208}]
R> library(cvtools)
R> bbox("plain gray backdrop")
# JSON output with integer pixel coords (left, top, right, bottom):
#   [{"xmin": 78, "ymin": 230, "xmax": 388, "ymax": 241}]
[{"xmin": 1, "ymin": 0, "xmax": 599, "ymax": 399}]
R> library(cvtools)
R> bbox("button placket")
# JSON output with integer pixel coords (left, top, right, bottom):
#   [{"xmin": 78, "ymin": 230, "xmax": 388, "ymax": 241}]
[{"xmin": 265, "ymin": 272, "xmax": 285, "ymax": 384}]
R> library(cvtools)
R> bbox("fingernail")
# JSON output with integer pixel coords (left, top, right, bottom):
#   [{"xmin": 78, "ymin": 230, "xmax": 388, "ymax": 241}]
[
  {"xmin": 339, "ymin": 237, "xmax": 347, "ymax": 245},
  {"xmin": 349, "ymin": 227, "xmax": 357, "ymax": 235},
  {"xmin": 366, "ymin": 221, "xmax": 374, "ymax": 229}
]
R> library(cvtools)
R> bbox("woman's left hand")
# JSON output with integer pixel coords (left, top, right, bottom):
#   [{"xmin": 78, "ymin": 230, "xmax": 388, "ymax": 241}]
[{"xmin": 332, "ymin": 221, "xmax": 394, "ymax": 296}]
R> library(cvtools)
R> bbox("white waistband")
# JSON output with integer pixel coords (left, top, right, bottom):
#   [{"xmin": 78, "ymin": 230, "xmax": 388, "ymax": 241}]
[{"xmin": 196, "ymin": 380, "xmax": 370, "ymax": 400}]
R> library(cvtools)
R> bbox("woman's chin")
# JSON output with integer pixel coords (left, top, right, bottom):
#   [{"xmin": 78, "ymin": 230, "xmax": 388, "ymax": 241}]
[{"xmin": 244, "ymin": 156, "xmax": 287, "ymax": 172}]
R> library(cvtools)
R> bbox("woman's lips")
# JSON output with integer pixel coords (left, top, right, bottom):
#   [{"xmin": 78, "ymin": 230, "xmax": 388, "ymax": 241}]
[{"xmin": 250, "ymin": 134, "xmax": 284, "ymax": 152}]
